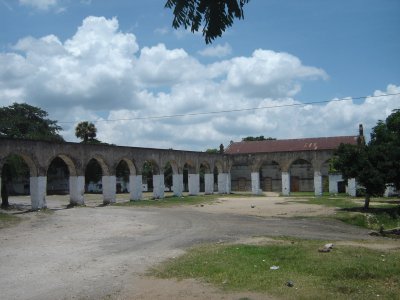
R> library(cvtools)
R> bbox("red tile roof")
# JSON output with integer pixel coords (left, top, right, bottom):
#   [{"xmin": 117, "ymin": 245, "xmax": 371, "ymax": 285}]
[{"xmin": 225, "ymin": 136, "xmax": 358, "ymax": 154}]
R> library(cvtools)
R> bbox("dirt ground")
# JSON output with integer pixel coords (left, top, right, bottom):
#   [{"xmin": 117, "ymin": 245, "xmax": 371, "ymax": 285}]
[{"xmin": 0, "ymin": 194, "xmax": 397, "ymax": 300}]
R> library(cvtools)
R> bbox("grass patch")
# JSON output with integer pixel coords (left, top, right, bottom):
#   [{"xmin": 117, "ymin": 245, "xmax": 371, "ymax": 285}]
[
  {"xmin": 115, "ymin": 194, "xmax": 229, "ymax": 207},
  {"xmin": 151, "ymin": 240, "xmax": 400, "ymax": 299},
  {"xmin": 0, "ymin": 212, "xmax": 21, "ymax": 228},
  {"xmin": 115, "ymin": 192, "xmax": 265, "ymax": 207},
  {"xmin": 292, "ymin": 196, "xmax": 400, "ymax": 231}
]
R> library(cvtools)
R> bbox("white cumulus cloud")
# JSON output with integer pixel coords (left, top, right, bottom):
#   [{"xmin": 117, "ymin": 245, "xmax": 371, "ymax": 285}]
[{"xmin": 0, "ymin": 16, "xmax": 398, "ymax": 151}]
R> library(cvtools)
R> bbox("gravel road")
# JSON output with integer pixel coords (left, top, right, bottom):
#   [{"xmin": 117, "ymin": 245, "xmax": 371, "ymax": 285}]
[{"xmin": 0, "ymin": 196, "xmax": 374, "ymax": 300}]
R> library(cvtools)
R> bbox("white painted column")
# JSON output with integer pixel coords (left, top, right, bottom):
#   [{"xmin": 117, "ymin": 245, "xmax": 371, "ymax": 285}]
[
  {"xmin": 204, "ymin": 173, "xmax": 214, "ymax": 194},
  {"xmin": 129, "ymin": 175, "xmax": 142, "ymax": 201},
  {"xmin": 30, "ymin": 176, "xmax": 47, "ymax": 210},
  {"xmin": 69, "ymin": 176, "xmax": 85, "ymax": 205},
  {"xmin": 188, "ymin": 174, "xmax": 200, "ymax": 195},
  {"xmin": 314, "ymin": 171, "xmax": 323, "ymax": 196},
  {"xmin": 281, "ymin": 172, "xmax": 290, "ymax": 196},
  {"xmin": 328, "ymin": 174, "xmax": 342, "ymax": 194},
  {"xmin": 251, "ymin": 172, "xmax": 262, "ymax": 195},
  {"xmin": 172, "ymin": 174, "xmax": 183, "ymax": 197},
  {"xmin": 218, "ymin": 173, "xmax": 229, "ymax": 194},
  {"xmin": 153, "ymin": 174, "xmax": 165, "ymax": 199},
  {"xmin": 347, "ymin": 178, "xmax": 357, "ymax": 197},
  {"xmin": 226, "ymin": 173, "xmax": 231, "ymax": 194},
  {"xmin": 102, "ymin": 176, "xmax": 116, "ymax": 204}
]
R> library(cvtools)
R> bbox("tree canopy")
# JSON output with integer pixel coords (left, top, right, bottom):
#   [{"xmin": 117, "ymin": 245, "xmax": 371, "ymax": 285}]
[
  {"xmin": 242, "ymin": 136, "xmax": 276, "ymax": 141},
  {"xmin": 1, "ymin": 103, "xmax": 63, "ymax": 208},
  {"xmin": 75, "ymin": 121, "xmax": 100, "ymax": 144},
  {"xmin": 0, "ymin": 103, "xmax": 63, "ymax": 141},
  {"xmin": 165, "ymin": 0, "xmax": 250, "ymax": 44},
  {"xmin": 334, "ymin": 110, "xmax": 400, "ymax": 209}
]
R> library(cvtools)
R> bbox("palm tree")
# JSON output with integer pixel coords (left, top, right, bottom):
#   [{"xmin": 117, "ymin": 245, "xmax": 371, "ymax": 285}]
[{"xmin": 75, "ymin": 121, "xmax": 97, "ymax": 143}]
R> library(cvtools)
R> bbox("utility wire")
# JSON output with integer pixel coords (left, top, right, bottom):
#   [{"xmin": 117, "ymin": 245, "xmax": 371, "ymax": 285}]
[{"xmin": 58, "ymin": 92, "xmax": 400, "ymax": 124}]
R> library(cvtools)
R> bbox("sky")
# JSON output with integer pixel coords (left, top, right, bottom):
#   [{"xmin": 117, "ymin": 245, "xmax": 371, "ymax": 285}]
[{"xmin": 0, "ymin": 0, "xmax": 399, "ymax": 151}]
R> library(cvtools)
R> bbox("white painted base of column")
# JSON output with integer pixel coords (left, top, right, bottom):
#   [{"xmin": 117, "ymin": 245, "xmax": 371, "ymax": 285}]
[
  {"xmin": 129, "ymin": 175, "xmax": 142, "ymax": 201},
  {"xmin": 281, "ymin": 172, "xmax": 290, "ymax": 196},
  {"xmin": 226, "ymin": 173, "xmax": 231, "ymax": 194},
  {"xmin": 347, "ymin": 178, "xmax": 357, "ymax": 197},
  {"xmin": 153, "ymin": 174, "xmax": 165, "ymax": 199},
  {"xmin": 188, "ymin": 174, "xmax": 200, "ymax": 195},
  {"xmin": 328, "ymin": 174, "xmax": 342, "ymax": 194},
  {"xmin": 69, "ymin": 176, "xmax": 85, "ymax": 205},
  {"xmin": 314, "ymin": 171, "xmax": 323, "ymax": 197},
  {"xmin": 218, "ymin": 173, "xmax": 230, "ymax": 194},
  {"xmin": 102, "ymin": 176, "xmax": 116, "ymax": 204},
  {"xmin": 172, "ymin": 174, "xmax": 183, "ymax": 197},
  {"xmin": 30, "ymin": 176, "xmax": 47, "ymax": 210},
  {"xmin": 251, "ymin": 172, "xmax": 262, "ymax": 195},
  {"xmin": 204, "ymin": 173, "xmax": 214, "ymax": 194}
]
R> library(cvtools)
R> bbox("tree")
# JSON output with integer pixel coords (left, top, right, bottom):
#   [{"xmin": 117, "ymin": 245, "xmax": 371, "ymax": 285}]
[
  {"xmin": 334, "ymin": 110, "xmax": 400, "ymax": 209},
  {"xmin": 1, "ymin": 103, "xmax": 64, "ymax": 208},
  {"xmin": 242, "ymin": 136, "xmax": 276, "ymax": 141},
  {"xmin": 0, "ymin": 103, "xmax": 63, "ymax": 141},
  {"xmin": 75, "ymin": 121, "xmax": 99, "ymax": 143},
  {"xmin": 369, "ymin": 109, "xmax": 400, "ymax": 190},
  {"xmin": 165, "ymin": 0, "xmax": 250, "ymax": 44},
  {"xmin": 334, "ymin": 143, "xmax": 385, "ymax": 209}
]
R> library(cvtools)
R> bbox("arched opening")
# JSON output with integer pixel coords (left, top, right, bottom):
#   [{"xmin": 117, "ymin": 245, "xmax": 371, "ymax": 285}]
[
  {"xmin": 47, "ymin": 157, "xmax": 69, "ymax": 195},
  {"xmin": 1, "ymin": 154, "xmax": 30, "ymax": 208},
  {"xmin": 213, "ymin": 166, "xmax": 219, "ymax": 192},
  {"xmin": 183, "ymin": 163, "xmax": 196, "ymax": 192},
  {"xmin": 230, "ymin": 163, "xmax": 251, "ymax": 192},
  {"xmin": 259, "ymin": 161, "xmax": 281, "ymax": 192},
  {"xmin": 116, "ymin": 160, "xmax": 130, "ymax": 194},
  {"xmin": 142, "ymin": 160, "xmax": 159, "ymax": 194},
  {"xmin": 289, "ymin": 159, "xmax": 313, "ymax": 192},
  {"xmin": 163, "ymin": 162, "xmax": 173, "ymax": 193},
  {"xmin": 199, "ymin": 163, "xmax": 210, "ymax": 193},
  {"xmin": 85, "ymin": 159, "xmax": 103, "ymax": 194}
]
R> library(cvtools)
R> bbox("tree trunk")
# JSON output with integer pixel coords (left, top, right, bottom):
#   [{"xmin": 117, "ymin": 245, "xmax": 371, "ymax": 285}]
[{"xmin": 364, "ymin": 193, "xmax": 370, "ymax": 210}]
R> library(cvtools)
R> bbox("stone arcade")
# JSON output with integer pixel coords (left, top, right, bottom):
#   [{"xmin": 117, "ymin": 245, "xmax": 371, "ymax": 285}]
[{"xmin": 0, "ymin": 135, "xmax": 357, "ymax": 210}]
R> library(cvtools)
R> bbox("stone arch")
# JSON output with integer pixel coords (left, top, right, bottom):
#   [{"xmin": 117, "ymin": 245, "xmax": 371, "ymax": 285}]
[
  {"xmin": 1, "ymin": 152, "xmax": 38, "ymax": 177},
  {"xmin": 114, "ymin": 157, "xmax": 137, "ymax": 176},
  {"xmin": 199, "ymin": 161, "xmax": 212, "ymax": 193},
  {"xmin": 85, "ymin": 155, "xmax": 110, "ymax": 176},
  {"xmin": 258, "ymin": 160, "xmax": 282, "ymax": 192},
  {"xmin": 288, "ymin": 158, "xmax": 314, "ymax": 192},
  {"xmin": 1, "ymin": 153, "xmax": 35, "ymax": 197},
  {"xmin": 214, "ymin": 160, "xmax": 224, "ymax": 174},
  {"xmin": 46, "ymin": 156, "xmax": 70, "ymax": 197},
  {"xmin": 46, "ymin": 154, "xmax": 77, "ymax": 177}
]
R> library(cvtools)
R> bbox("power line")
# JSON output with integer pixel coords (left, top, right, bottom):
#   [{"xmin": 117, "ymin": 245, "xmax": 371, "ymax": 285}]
[{"xmin": 58, "ymin": 92, "xmax": 400, "ymax": 124}]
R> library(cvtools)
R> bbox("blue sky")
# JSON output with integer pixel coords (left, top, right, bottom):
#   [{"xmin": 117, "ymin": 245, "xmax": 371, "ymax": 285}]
[{"xmin": 1, "ymin": 0, "xmax": 399, "ymax": 150}]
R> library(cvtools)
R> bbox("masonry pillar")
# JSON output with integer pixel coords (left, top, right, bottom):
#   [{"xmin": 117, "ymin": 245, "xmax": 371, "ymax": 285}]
[
  {"xmin": 69, "ymin": 176, "xmax": 85, "ymax": 205},
  {"xmin": 281, "ymin": 172, "xmax": 290, "ymax": 196},
  {"xmin": 188, "ymin": 174, "xmax": 200, "ymax": 195},
  {"xmin": 30, "ymin": 176, "xmax": 47, "ymax": 210},
  {"xmin": 328, "ymin": 174, "xmax": 341, "ymax": 194},
  {"xmin": 314, "ymin": 171, "xmax": 323, "ymax": 197},
  {"xmin": 129, "ymin": 175, "xmax": 142, "ymax": 201},
  {"xmin": 218, "ymin": 173, "xmax": 230, "ymax": 194},
  {"xmin": 347, "ymin": 178, "xmax": 357, "ymax": 197},
  {"xmin": 204, "ymin": 173, "xmax": 214, "ymax": 194},
  {"xmin": 172, "ymin": 174, "xmax": 183, "ymax": 197},
  {"xmin": 226, "ymin": 173, "xmax": 231, "ymax": 194},
  {"xmin": 102, "ymin": 176, "xmax": 116, "ymax": 204},
  {"xmin": 153, "ymin": 174, "xmax": 165, "ymax": 199},
  {"xmin": 251, "ymin": 172, "xmax": 262, "ymax": 195}
]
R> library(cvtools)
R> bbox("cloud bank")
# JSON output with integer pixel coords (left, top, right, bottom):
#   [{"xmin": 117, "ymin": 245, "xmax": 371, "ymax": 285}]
[{"xmin": 0, "ymin": 16, "xmax": 398, "ymax": 150}]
